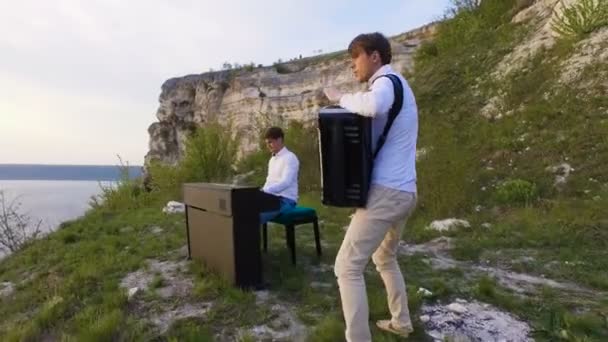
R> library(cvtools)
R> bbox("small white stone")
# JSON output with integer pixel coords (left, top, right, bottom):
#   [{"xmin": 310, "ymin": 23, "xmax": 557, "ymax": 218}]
[
  {"xmin": 128, "ymin": 287, "xmax": 140, "ymax": 300},
  {"xmin": 447, "ymin": 303, "xmax": 468, "ymax": 314},
  {"xmin": 150, "ymin": 226, "xmax": 163, "ymax": 234},
  {"xmin": 0, "ymin": 282, "xmax": 15, "ymax": 298},
  {"xmin": 420, "ymin": 315, "xmax": 431, "ymax": 323},
  {"xmin": 417, "ymin": 287, "xmax": 433, "ymax": 297},
  {"xmin": 481, "ymin": 223, "xmax": 492, "ymax": 229},
  {"xmin": 255, "ymin": 290, "xmax": 270, "ymax": 303},
  {"xmin": 163, "ymin": 201, "xmax": 185, "ymax": 214},
  {"xmin": 429, "ymin": 330, "xmax": 444, "ymax": 340},
  {"xmin": 427, "ymin": 219, "xmax": 470, "ymax": 232}
]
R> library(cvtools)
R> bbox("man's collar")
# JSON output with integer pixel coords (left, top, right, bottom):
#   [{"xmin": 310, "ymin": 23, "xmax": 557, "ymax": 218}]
[
  {"xmin": 368, "ymin": 64, "xmax": 393, "ymax": 86},
  {"xmin": 273, "ymin": 146, "xmax": 287, "ymax": 157}
]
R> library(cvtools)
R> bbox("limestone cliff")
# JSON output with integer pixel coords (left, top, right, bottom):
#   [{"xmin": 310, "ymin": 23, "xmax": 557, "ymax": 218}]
[{"xmin": 145, "ymin": 24, "xmax": 437, "ymax": 166}]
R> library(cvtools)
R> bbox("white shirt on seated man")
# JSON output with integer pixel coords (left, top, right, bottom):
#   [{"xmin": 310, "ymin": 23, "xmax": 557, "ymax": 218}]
[{"xmin": 260, "ymin": 126, "xmax": 299, "ymax": 225}]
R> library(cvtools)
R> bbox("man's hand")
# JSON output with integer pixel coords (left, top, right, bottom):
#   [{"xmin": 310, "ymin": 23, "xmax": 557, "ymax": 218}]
[{"xmin": 323, "ymin": 87, "xmax": 343, "ymax": 103}]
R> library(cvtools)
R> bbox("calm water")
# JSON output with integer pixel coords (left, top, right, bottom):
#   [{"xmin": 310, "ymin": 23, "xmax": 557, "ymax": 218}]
[{"xmin": 0, "ymin": 180, "xmax": 112, "ymax": 257}]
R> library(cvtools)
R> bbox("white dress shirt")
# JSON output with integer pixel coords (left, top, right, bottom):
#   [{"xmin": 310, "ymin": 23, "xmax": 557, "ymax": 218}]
[
  {"xmin": 262, "ymin": 146, "xmax": 299, "ymax": 201},
  {"xmin": 339, "ymin": 64, "xmax": 418, "ymax": 193}
]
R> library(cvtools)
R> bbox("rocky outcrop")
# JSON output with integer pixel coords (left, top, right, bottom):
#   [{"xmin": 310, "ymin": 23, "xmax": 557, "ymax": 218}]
[{"xmin": 145, "ymin": 24, "xmax": 437, "ymax": 166}]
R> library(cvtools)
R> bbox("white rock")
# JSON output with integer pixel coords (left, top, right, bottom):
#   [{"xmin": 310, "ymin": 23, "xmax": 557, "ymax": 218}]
[
  {"xmin": 447, "ymin": 303, "xmax": 468, "ymax": 314},
  {"xmin": 416, "ymin": 148, "xmax": 430, "ymax": 161},
  {"xmin": 546, "ymin": 163, "xmax": 574, "ymax": 187},
  {"xmin": 429, "ymin": 331, "xmax": 444, "ymax": 340},
  {"xmin": 163, "ymin": 201, "xmax": 185, "ymax": 214},
  {"xmin": 481, "ymin": 223, "xmax": 492, "ymax": 229},
  {"xmin": 0, "ymin": 282, "xmax": 15, "ymax": 298},
  {"xmin": 128, "ymin": 287, "xmax": 140, "ymax": 300},
  {"xmin": 422, "ymin": 300, "xmax": 532, "ymax": 341},
  {"xmin": 420, "ymin": 315, "xmax": 431, "ymax": 323},
  {"xmin": 120, "ymin": 226, "xmax": 134, "ymax": 234},
  {"xmin": 417, "ymin": 287, "xmax": 433, "ymax": 297},
  {"xmin": 255, "ymin": 290, "xmax": 270, "ymax": 303},
  {"xmin": 150, "ymin": 226, "xmax": 164, "ymax": 234},
  {"xmin": 427, "ymin": 219, "xmax": 471, "ymax": 232}
]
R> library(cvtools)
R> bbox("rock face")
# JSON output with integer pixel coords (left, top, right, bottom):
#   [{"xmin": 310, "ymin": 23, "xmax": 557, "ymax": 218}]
[{"xmin": 145, "ymin": 24, "xmax": 437, "ymax": 166}]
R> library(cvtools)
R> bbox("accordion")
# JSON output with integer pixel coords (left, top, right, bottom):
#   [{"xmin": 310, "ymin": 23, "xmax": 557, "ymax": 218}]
[{"xmin": 318, "ymin": 106, "xmax": 373, "ymax": 207}]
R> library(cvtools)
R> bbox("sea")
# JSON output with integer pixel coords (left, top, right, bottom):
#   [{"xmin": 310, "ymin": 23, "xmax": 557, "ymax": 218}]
[{"xmin": 0, "ymin": 164, "xmax": 143, "ymax": 258}]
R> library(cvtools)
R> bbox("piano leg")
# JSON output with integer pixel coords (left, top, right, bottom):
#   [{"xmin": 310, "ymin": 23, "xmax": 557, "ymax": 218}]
[
  {"xmin": 262, "ymin": 223, "xmax": 268, "ymax": 252},
  {"xmin": 185, "ymin": 206, "xmax": 192, "ymax": 259}
]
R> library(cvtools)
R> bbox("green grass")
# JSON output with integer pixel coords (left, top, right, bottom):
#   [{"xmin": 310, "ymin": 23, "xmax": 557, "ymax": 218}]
[{"xmin": 1, "ymin": 0, "xmax": 607, "ymax": 340}]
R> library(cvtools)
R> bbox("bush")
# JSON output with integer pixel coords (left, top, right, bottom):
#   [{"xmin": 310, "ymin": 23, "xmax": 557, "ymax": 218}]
[
  {"xmin": 552, "ymin": 0, "xmax": 608, "ymax": 40},
  {"xmin": 90, "ymin": 156, "xmax": 150, "ymax": 212},
  {"xmin": 417, "ymin": 41, "xmax": 439, "ymax": 59},
  {"xmin": 235, "ymin": 150, "xmax": 268, "ymax": 187},
  {"xmin": 283, "ymin": 120, "xmax": 321, "ymax": 192},
  {"xmin": 418, "ymin": 0, "xmax": 516, "ymax": 61},
  {"xmin": 0, "ymin": 191, "xmax": 42, "ymax": 253},
  {"xmin": 495, "ymin": 179, "xmax": 538, "ymax": 205},
  {"xmin": 147, "ymin": 121, "xmax": 239, "ymax": 201},
  {"xmin": 273, "ymin": 63, "xmax": 292, "ymax": 74}
]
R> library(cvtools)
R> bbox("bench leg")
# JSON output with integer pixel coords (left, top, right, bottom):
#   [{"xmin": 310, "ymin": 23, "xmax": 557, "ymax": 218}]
[
  {"xmin": 286, "ymin": 224, "xmax": 296, "ymax": 265},
  {"xmin": 313, "ymin": 217, "xmax": 322, "ymax": 257},
  {"xmin": 262, "ymin": 223, "xmax": 268, "ymax": 253}
]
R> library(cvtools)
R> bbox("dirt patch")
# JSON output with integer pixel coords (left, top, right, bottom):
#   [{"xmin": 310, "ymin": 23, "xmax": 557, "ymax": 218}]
[
  {"xmin": 400, "ymin": 237, "xmax": 599, "ymax": 298},
  {"xmin": 120, "ymin": 258, "xmax": 209, "ymax": 334},
  {"xmin": 421, "ymin": 298, "xmax": 532, "ymax": 342},
  {"xmin": 220, "ymin": 291, "xmax": 309, "ymax": 342}
]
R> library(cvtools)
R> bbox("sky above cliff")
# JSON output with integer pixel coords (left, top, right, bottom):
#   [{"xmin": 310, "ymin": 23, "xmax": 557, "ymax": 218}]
[{"xmin": 0, "ymin": 0, "xmax": 451, "ymax": 165}]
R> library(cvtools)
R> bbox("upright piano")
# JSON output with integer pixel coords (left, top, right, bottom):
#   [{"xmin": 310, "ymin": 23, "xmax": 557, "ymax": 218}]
[{"xmin": 183, "ymin": 183, "xmax": 280, "ymax": 289}]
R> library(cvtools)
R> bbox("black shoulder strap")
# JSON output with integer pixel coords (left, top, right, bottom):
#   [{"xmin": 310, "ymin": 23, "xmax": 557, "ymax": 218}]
[{"xmin": 373, "ymin": 74, "xmax": 404, "ymax": 159}]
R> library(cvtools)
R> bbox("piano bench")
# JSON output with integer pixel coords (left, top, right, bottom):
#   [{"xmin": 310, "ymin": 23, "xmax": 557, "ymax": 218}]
[{"xmin": 262, "ymin": 206, "xmax": 322, "ymax": 265}]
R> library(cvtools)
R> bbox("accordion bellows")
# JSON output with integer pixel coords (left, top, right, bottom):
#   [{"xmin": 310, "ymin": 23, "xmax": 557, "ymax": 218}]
[{"xmin": 318, "ymin": 106, "xmax": 373, "ymax": 207}]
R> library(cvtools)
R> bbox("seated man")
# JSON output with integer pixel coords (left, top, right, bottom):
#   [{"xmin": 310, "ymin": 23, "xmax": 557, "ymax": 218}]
[{"xmin": 259, "ymin": 127, "xmax": 300, "ymax": 225}]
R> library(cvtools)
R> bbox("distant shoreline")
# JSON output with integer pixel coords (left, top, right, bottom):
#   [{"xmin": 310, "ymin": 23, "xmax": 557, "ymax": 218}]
[{"xmin": 0, "ymin": 164, "xmax": 143, "ymax": 182}]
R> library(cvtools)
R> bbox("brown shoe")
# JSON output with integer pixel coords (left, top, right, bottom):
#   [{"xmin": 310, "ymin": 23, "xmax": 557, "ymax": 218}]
[{"xmin": 376, "ymin": 320, "xmax": 414, "ymax": 337}]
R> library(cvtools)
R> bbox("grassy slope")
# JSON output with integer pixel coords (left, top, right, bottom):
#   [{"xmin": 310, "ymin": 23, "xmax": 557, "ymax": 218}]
[{"xmin": 1, "ymin": 1, "xmax": 608, "ymax": 341}]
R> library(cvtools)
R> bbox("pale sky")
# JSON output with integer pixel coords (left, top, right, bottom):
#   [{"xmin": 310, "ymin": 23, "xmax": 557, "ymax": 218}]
[{"xmin": 0, "ymin": 0, "xmax": 450, "ymax": 166}]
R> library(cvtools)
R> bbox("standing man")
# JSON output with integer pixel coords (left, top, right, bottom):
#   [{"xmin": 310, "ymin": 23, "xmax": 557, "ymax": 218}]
[
  {"xmin": 259, "ymin": 127, "xmax": 300, "ymax": 224},
  {"xmin": 324, "ymin": 32, "xmax": 419, "ymax": 341}
]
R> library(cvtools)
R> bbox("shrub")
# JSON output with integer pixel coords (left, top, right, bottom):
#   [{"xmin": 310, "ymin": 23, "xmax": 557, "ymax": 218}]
[
  {"xmin": 0, "ymin": 191, "xmax": 42, "ymax": 252},
  {"xmin": 552, "ymin": 0, "xmax": 608, "ymax": 40},
  {"xmin": 495, "ymin": 179, "xmax": 538, "ymax": 205},
  {"xmin": 147, "ymin": 121, "xmax": 239, "ymax": 201},
  {"xmin": 90, "ymin": 156, "xmax": 150, "ymax": 212}
]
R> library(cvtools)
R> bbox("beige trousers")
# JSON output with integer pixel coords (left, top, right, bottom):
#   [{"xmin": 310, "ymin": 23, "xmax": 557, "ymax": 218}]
[{"xmin": 334, "ymin": 184, "xmax": 417, "ymax": 342}]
